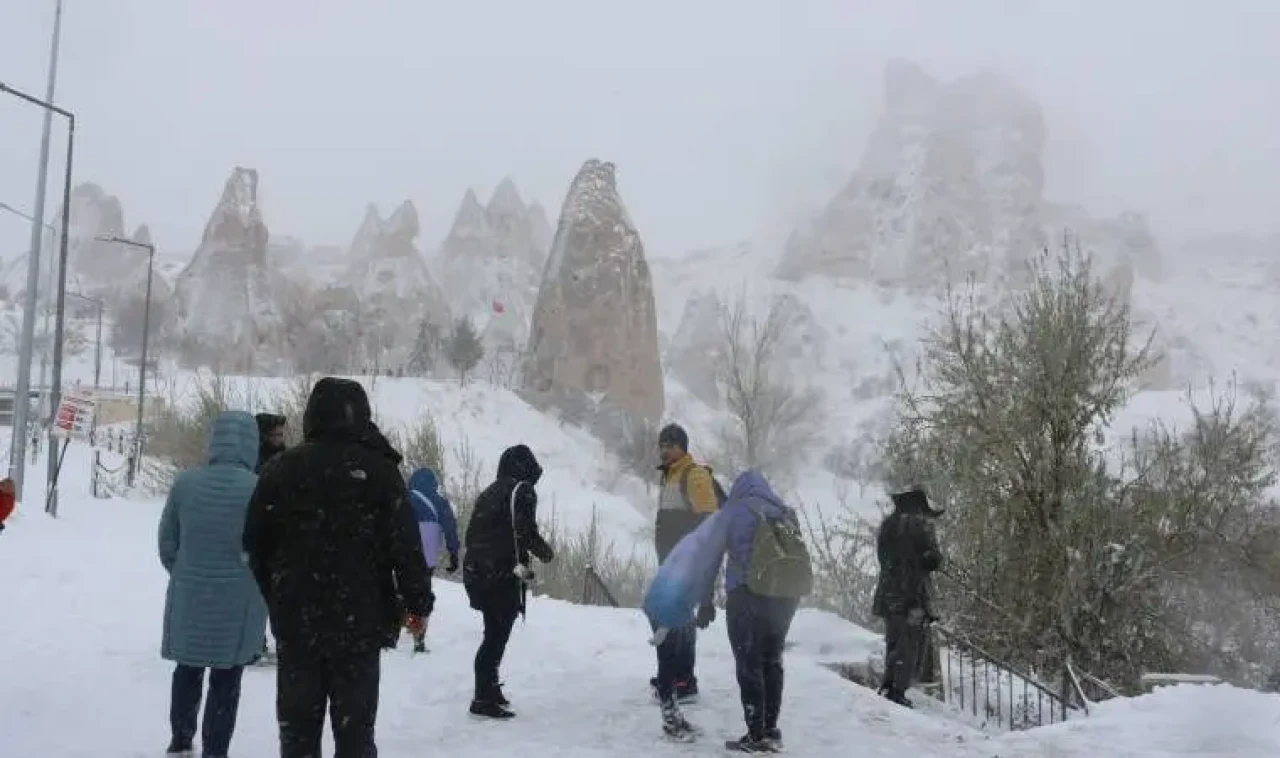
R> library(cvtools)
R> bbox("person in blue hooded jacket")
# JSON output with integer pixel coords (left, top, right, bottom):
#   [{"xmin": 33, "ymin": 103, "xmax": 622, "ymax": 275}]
[
  {"xmin": 647, "ymin": 470, "xmax": 803, "ymax": 752},
  {"xmin": 158, "ymin": 411, "xmax": 268, "ymax": 758},
  {"xmin": 406, "ymin": 467, "xmax": 461, "ymax": 652}
]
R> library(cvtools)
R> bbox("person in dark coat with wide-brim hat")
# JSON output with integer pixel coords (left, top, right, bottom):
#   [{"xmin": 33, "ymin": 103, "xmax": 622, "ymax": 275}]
[{"xmin": 871, "ymin": 486, "xmax": 943, "ymax": 707}]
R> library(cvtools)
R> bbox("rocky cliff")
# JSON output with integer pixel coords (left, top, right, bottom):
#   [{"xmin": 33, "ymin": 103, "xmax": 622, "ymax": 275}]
[
  {"xmin": 438, "ymin": 179, "xmax": 550, "ymax": 348},
  {"xmin": 777, "ymin": 60, "xmax": 1162, "ymax": 291},
  {"xmin": 344, "ymin": 200, "xmax": 451, "ymax": 335},
  {"xmin": 173, "ymin": 167, "xmax": 288, "ymax": 369},
  {"xmin": 522, "ymin": 159, "xmax": 664, "ymax": 436}
]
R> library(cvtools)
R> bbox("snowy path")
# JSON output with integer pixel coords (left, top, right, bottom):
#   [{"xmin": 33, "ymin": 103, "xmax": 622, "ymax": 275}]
[{"xmin": 0, "ymin": 493, "xmax": 989, "ymax": 757}]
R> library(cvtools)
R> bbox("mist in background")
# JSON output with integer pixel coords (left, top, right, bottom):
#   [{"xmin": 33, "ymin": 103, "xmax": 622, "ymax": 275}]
[{"xmin": 1, "ymin": 0, "xmax": 1277, "ymax": 261}]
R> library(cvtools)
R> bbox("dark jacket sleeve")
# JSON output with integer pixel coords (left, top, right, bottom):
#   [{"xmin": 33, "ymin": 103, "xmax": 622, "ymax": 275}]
[
  {"xmin": 380, "ymin": 464, "xmax": 434, "ymax": 618},
  {"xmin": 915, "ymin": 515, "xmax": 943, "ymax": 573},
  {"xmin": 513, "ymin": 484, "xmax": 554, "ymax": 564},
  {"xmin": 243, "ymin": 468, "xmax": 277, "ymax": 599}
]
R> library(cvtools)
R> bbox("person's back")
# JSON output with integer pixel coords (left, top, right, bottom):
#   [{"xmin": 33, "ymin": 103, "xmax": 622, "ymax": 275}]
[
  {"xmin": 244, "ymin": 377, "xmax": 432, "ymax": 758},
  {"xmin": 158, "ymin": 411, "xmax": 265, "ymax": 758}
]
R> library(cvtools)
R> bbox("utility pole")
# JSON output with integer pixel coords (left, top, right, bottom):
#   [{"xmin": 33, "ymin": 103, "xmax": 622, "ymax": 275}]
[
  {"xmin": 98, "ymin": 236, "xmax": 155, "ymax": 486},
  {"xmin": 6, "ymin": 0, "xmax": 65, "ymax": 505}
]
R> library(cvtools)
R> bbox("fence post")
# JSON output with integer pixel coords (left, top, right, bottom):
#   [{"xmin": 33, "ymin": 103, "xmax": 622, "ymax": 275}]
[{"xmin": 91, "ymin": 449, "xmax": 99, "ymax": 498}]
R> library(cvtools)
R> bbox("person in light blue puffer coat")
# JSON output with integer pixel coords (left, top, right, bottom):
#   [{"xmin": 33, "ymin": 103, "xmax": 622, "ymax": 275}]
[{"xmin": 158, "ymin": 410, "xmax": 267, "ymax": 758}]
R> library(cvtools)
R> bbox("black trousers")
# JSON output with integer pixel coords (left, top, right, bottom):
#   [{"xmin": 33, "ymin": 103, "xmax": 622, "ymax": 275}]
[
  {"xmin": 726, "ymin": 588, "xmax": 799, "ymax": 737},
  {"xmin": 474, "ymin": 601, "xmax": 519, "ymax": 701},
  {"xmin": 652, "ymin": 623, "xmax": 698, "ymax": 700},
  {"xmin": 277, "ymin": 647, "xmax": 381, "ymax": 758},
  {"xmin": 169, "ymin": 664, "xmax": 244, "ymax": 757},
  {"xmin": 883, "ymin": 611, "xmax": 926, "ymax": 695}
]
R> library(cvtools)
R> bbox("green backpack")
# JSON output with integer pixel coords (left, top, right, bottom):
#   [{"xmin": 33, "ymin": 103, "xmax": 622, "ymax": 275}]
[{"xmin": 745, "ymin": 504, "xmax": 814, "ymax": 598}]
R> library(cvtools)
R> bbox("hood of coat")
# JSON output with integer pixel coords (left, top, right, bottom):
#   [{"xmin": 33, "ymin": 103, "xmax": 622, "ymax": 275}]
[
  {"xmin": 408, "ymin": 467, "xmax": 440, "ymax": 495},
  {"xmin": 497, "ymin": 444, "xmax": 543, "ymax": 484},
  {"xmin": 303, "ymin": 377, "xmax": 371, "ymax": 441},
  {"xmin": 726, "ymin": 469, "xmax": 788, "ymax": 518},
  {"xmin": 302, "ymin": 377, "xmax": 403, "ymax": 464},
  {"xmin": 207, "ymin": 411, "xmax": 261, "ymax": 471}
]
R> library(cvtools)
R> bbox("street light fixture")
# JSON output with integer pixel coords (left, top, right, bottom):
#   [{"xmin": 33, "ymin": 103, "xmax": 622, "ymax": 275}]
[
  {"xmin": 97, "ymin": 235, "xmax": 155, "ymax": 486},
  {"xmin": 0, "ymin": 72, "xmax": 76, "ymax": 510}
]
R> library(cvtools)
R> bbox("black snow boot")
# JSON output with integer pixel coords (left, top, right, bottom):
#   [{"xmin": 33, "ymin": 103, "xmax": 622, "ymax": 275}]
[
  {"xmin": 469, "ymin": 699, "xmax": 515, "ymax": 720},
  {"xmin": 765, "ymin": 727, "xmax": 783, "ymax": 749},
  {"xmin": 883, "ymin": 688, "xmax": 913, "ymax": 708},
  {"xmin": 724, "ymin": 733, "xmax": 779, "ymax": 753},
  {"xmin": 164, "ymin": 739, "xmax": 193, "ymax": 757}
]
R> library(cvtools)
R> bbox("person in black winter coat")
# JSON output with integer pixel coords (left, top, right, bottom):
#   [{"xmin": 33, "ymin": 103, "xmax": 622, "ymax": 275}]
[
  {"xmin": 462, "ymin": 444, "xmax": 554, "ymax": 719},
  {"xmin": 250, "ymin": 412, "xmax": 289, "ymax": 665},
  {"xmin": 254, "ymin": 412, "xmax": 287, "ymax": 474},
  {"xmin": 243, "ymin": 377, "xmax": 433, "ymax": 758},
  {"xmin": 871, "ymin": 486, "xmax": 943, "ymax": 707}
]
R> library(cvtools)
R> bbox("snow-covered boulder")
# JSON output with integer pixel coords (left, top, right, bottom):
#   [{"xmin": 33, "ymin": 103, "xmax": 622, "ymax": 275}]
[{"xmin": 523, "ymin": 159, "xmax": 664, "ymax": 437}]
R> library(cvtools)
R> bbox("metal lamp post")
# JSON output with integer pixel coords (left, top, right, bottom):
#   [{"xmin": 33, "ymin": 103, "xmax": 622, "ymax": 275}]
[
  {"xmin": 0, "ymin": 82, "xmax": 75, "ymax": 509},
  {"xmin": 0, "ymin": 0, "xmax": 66, "ymax": 506},
  {"xmin": 98, "ymin": 236, "xmax": 155, "ymax": 486}
]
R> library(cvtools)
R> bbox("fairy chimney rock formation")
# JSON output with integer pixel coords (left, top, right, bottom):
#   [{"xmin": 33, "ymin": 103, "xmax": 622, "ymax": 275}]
[
  {"xmin": 522, "ymin": 159, "xmax": 664, "ymax": 433},
  {"xmin": 173, "ymin": 166, "xmax": 285, "ymax": 362}
]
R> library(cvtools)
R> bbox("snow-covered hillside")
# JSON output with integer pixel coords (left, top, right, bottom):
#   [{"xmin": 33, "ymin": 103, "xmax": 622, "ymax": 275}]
[
  {"xmin": 163, "ymin": 372, "xmax": 654, "ymax": 545},
  {"xmin": 1, "ymin": 450, "xmax": 1276, "ymax": 757}
]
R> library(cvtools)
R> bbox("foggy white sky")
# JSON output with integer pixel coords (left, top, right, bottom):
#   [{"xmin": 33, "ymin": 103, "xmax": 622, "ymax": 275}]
[{"xmin": 2, "ymin": 0, "xmax": 1278, "ymax": 262}]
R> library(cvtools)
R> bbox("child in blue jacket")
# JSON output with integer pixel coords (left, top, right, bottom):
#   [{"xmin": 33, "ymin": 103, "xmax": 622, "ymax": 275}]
[{"xmin": 407, "ymin": 467, "xmax": 461, "ymax": 652}]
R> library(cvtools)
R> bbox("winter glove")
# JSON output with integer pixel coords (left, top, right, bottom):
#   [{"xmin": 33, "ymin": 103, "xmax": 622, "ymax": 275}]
[
  {"xmin": 404, "ymin": 614, "xmax": 427, "ymax": 637},
  {"xmin": 445, "ymin": 550, "xmax": 460, "ymax": 574},
  {"xmin": 696, "ymin": 603, "xmax": 717, "ymax": 629}
]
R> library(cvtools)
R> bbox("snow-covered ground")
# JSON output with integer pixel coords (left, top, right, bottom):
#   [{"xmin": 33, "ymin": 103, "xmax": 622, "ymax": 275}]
[{"xmin": 2, "ymin": 445, "xmax": 1277, "ymax": 757}]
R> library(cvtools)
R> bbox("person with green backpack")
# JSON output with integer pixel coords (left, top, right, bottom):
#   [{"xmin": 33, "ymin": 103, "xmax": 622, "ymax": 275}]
[{"xmin": 644, "ymin": 467, "xmax": 814, "ymax": 751}]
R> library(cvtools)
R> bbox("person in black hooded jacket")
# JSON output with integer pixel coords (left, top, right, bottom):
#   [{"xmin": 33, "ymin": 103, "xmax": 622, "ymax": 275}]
[
  {"xmin": 871, "ymin": 486, "xmax": 943, "ymax": 708},
  {"xmin": 462, "ymin": 444, "xmax": 554, "ymax": 719},
  {"xmin": 254, "ymin": 412, "xmax": 288, "ymax": 474},
  {"xmin": 243, "ymin": 377, "xmax": 433, "ymax": 758}
]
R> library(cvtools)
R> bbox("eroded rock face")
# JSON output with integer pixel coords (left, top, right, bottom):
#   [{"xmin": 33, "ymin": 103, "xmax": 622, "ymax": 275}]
[
  {"xmin": 665, "ymin": 290, "xmax": 724, "ymax": 408},
  {"xmin": 439, "ymin": 179, "xmax": 549, "ymax": 348},
  {"xmin": 173, "ymin": 167, "xmax": 287, "ymax": 369},
  {"xmin": 777, "ymin": 61, "xmax": 1047, "ymax": 289},
  {"xmin": 778, "ymin": 60, "xmax": 1168, "ymax": 294},
  {"xmin": 344, "ymin": 200, "xmax": 451, "ymax": 333},
  {"xmin": 522, "ymin": 159, "xmax": 664, "ymax": 435}
]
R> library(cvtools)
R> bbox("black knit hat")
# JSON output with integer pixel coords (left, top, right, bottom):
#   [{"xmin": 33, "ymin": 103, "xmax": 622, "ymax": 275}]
[{"xmin": 658, "ymin": 423, "xmax": 689, "ymax": 451}]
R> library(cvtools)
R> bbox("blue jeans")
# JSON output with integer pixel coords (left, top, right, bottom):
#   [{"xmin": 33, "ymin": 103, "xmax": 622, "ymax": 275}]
[{"xmin": 169, "ymin": 664, "xmax": 244, "ymax": 758}]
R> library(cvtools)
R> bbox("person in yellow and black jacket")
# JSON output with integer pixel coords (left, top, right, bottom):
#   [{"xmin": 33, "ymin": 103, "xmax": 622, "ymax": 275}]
[{"xmin": 651, "ymin": 423, "xmax": 726, "ymax": 704}]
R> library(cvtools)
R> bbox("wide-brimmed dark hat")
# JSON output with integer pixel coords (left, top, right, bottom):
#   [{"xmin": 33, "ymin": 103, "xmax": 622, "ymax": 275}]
[{"xmin": 890, "ymin": 486, "xmax": 945, "ymax": 517}]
